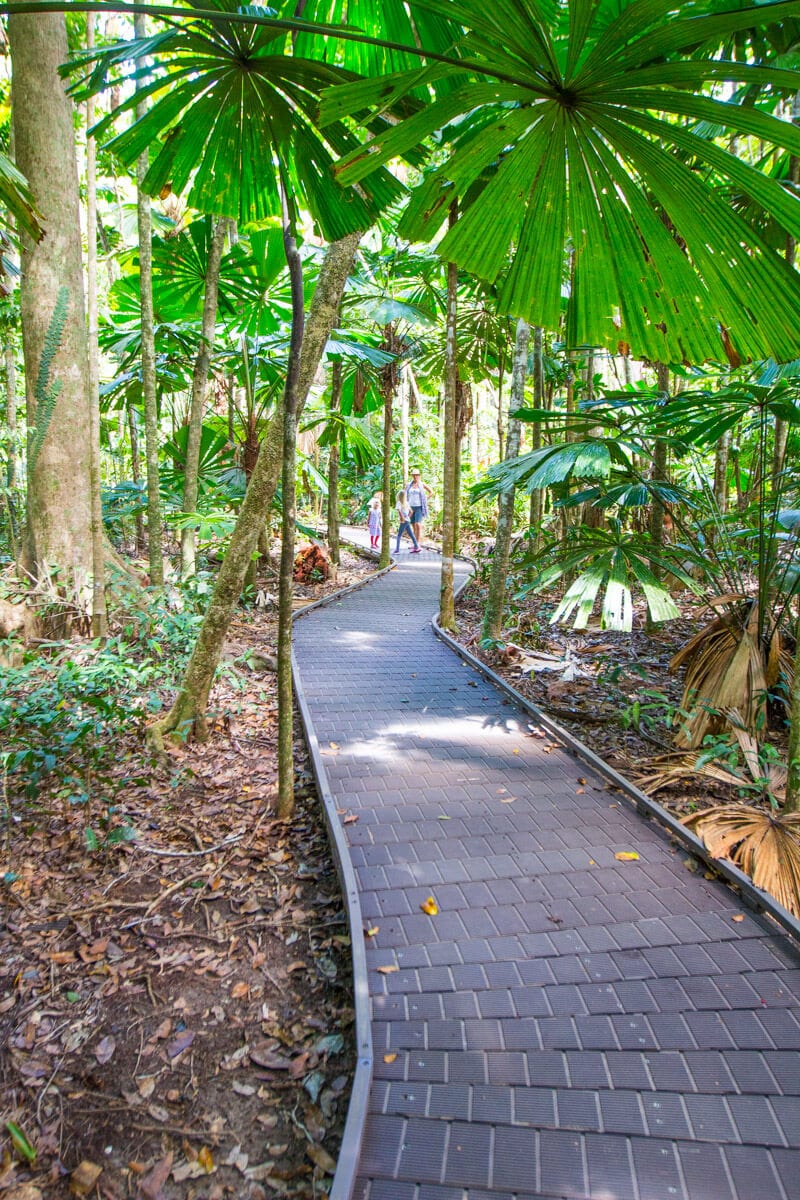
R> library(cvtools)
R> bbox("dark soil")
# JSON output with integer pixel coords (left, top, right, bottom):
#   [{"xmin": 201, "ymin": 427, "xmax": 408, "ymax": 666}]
[{"xmin": 0, "ymin": 547, "xmax": 377, "ymax": 1200}]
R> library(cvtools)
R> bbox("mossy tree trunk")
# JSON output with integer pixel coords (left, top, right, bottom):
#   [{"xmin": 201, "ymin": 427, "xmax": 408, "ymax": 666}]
[
  {"xmin": 10, "ymin": 9, "xmax": 93, "ymax": 594},
  {"xmin": 180, "ymin": 216, "xmax": 229, "ymax": 579},
  {"xmin": 148, "ymin": 232, "xmax": 360, "ymax": 750},
  {"xmin": 439, "ymin": 255, "xmax": 459, "ymax": 631},
  {"xmin": 134, "ymin": 12, "xmax": 163, "ymax": 588},
  {"xmin": 326, "ymin": 360, "xmax": 342, "ymax": 567},
  {"xmin": 483, "ymin": 319, "xmax": 529, "ymax": 643}
]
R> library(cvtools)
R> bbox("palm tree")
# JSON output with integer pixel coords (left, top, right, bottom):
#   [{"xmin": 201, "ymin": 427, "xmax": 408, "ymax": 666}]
[
  {"xmin": 327, "ymin": 0, "xmax": 800, "ymax": 365},
  {"xmin": 71, "ymin": 4, "xmax": 408, "ymax": 815}
]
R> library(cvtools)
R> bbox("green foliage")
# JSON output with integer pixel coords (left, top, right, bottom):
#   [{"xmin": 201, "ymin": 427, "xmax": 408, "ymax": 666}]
[
  {"xmin": 0, "ymin": 604, "xmax": 202, "ymax": 805},
  {"xmin": 520, "ymin": 521, "xmax": 701, "ymax": 632},
  {"xmin": 28, "ymin": 286, "xmax": 68, "ymax": 475},
  {"xmin": 327, "ymin": 0, "xmax": 800, "ymax": 363}
]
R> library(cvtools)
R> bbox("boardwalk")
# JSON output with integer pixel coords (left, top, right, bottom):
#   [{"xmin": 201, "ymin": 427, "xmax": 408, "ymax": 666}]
[{"xmin": 293, "ymin": 542, "xmax": 800, "ymax": 1200}]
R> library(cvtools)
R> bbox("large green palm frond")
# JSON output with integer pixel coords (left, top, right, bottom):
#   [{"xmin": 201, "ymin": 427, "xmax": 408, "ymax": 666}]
[
  {"xmin": 325, "ymin": 0, "xmax": 800, "ymax": 363},
  {"xmin": 0, "ymin": 150, "xmax": 42, "ymax": 243},
  {"xmin": 70, "ymin": 0, "xmax": 404, "ymax": 237}
]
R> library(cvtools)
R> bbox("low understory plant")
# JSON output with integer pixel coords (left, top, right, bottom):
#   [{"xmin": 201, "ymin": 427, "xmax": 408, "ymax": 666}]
[{"xmin": 0, "ymin": 598, "xmax": 204, "ymax": 818}]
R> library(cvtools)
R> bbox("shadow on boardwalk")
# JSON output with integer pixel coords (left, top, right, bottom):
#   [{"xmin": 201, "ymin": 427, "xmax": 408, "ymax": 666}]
[{"xmin": 293, "ymin": 539, "xmax": 800, "ymax": 1200}]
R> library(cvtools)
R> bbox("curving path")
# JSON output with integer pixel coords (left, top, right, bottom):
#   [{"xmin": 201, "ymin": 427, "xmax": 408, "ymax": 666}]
[{"xmin": 293, "ymin": 538, "xmax": 800, "ymax": 1200}]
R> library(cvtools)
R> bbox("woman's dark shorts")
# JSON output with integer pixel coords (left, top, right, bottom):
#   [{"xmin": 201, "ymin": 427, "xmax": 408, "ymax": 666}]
[{"xmin": 411, "ymin": 506, "xmax": 424, "ymax": 523}]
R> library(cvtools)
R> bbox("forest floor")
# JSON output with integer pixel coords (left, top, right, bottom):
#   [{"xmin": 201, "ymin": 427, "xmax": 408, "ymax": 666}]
[
  {"xmin": 0, "ymin": 546, "xmax": 378, "ymax": 1200},
  {"xmin": 454, "ymin": 561, "xmax": 787, "ymax": 819}
]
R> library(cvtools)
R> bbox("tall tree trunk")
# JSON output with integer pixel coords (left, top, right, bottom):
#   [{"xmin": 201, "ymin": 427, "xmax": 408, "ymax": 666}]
[
  {"xmin": 180, "ymin": 216, "xmax": 228, "ymax": 578},
  {"xmin": 128, "ymin": 404, "xmax": 146, "ymax": 553},
  {"xmin": 648, "ymin": 362, "xmax": 671, "ymax": 570},
  {"xmin": 134, "ymin": 12, "xmax": 163, "ymax": 587},
  {"xmin": 10, "ymin": 9, "xmax": 93, "ymax": 593},
  {"xmin": 776, "ymin": 95, "xmax": 800, "ymax": 493},
  {"xmin": 5, "ymin": 341, "xmax": 17, "ymax": 491},
  {"xmin": 785, "ymin": 624, "xmax": 800, "ymax": 812},
  {"xmin": 400, "ymin": 367, "xmax": 409, "ymax": 487},
  {"xmin": 85, "ymin": 15, "xmax": 108, "ymax": 638},
  {"xmin": 379, "ymin": 377, "xmax": 393, "ymax": 569},
  {"xmin": 714, "ymin": 430, "xmax": 731, "ymax": 514},
  {"xmin": 276, "ymin": 211, "xmax": 304, "ymax": 820},
  {"xmin": 528, "ymin": 326, "xmax": 544, "ymax": 553},
  {"xmin": 439, "ymin": 254, "xmax": 458, "ymax": 631},
  {"xmin": 148, "ymin": 232, "xmax": 360, "ymax": 749},
  {"xmin": 326, "ymin": 360, "xmax": 342, "ymax": 567},
  {"xmin": 496, "ymin": 352, "xmax": 504, "ymax": 462},
  {"xmin": 483, "ymin": 319, "xmax": 529, "ymax": 643},
  {"xmin": 4, "ymin": 340, "xmax": 19, "ymax": 553}
]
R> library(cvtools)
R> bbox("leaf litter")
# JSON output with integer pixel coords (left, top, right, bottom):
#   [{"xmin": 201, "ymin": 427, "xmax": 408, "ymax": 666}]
[{"xmin": 0, "ymin": 552, "xmax": 379, "ymax": 1198}]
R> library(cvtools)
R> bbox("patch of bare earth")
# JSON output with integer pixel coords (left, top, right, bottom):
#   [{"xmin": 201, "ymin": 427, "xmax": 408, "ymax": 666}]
[{"xmin": 0, "ymin": 547, "xmax": 378, "ymax": 1200}]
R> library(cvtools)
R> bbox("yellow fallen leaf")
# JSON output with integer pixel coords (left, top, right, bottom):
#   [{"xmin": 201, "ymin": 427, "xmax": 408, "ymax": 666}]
[
  {"xmin": 732, "ymin": 913, "xmax": 745, "ymax": 922},
  {"xmin": 329, "ymin": 742, "xmax": 339, "ymax": 750},
  {"xmin": 197, "ymin": 1147, "xmax": 214, "ymax": 1173},
  {"xmin": 615, "ymin": 851, "xmax": 640, "ymax": 862},
  {"xmin": 500, "ymin": 796, "xmax": 516, "ymax": 804},
  {"xmin": 513, "ymin": 748, "xmax": 520, "ymax": 755},
  {"xmin": 383, "ymin": 1053, "xmax": 397, "ymax": 1064},
  {"xmin": 364, "ymin": 926, "xmax": 379, "ymax": 938},
  {"xmin": 376, "ymin": 964, "xmax": 399, "ymax": 975},
  {"xmin": 420, "ymin": 896, "xmax": 439, "ymax": 915}
]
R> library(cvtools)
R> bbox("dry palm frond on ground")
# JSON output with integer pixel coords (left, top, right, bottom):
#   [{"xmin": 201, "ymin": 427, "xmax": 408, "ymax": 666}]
[
  {"xmin": 669, "ymin": 599, "xmax": 789, "ymax": 748},
  {"xmin": 683, "ymin": 805, "xmax": 800, "ymax": 917}
]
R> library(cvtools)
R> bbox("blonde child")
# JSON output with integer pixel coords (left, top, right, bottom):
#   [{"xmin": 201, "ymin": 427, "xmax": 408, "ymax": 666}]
[
  {"xmin": 395, "ymin": 489, "xmax": 421, "ymax": 553},
  {"xmin": 368, "ymin": 492, "xmax": 383, "ymax": 549}
]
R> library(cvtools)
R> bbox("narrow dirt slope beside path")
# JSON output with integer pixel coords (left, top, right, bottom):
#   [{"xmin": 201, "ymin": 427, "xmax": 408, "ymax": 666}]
[{"xmin": 293, "ymin": 535, "xmax": 800, "ymax": 1200}]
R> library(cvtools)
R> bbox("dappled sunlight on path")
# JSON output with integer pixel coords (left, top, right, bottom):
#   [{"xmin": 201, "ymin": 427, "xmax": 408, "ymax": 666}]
[{"xmin": 293, "ymin": 532, "xmax": 800, "ymax": 1200}]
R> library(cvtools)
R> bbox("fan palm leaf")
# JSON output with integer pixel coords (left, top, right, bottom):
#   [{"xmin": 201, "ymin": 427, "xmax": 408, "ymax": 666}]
[
  {"xmin": 71, "ymin": 1, "xmax": 405, "ymax": 236},
  {"xmin": 325, "ymin": 0, "xmax": 800, "ymax": 362},
  {"xmin": 684, "ymin": 805, "xmax": 800, "ymax": 917}
]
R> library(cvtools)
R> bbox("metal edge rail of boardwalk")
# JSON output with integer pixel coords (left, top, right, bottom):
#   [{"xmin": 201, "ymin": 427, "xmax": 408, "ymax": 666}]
[
  {"xmin": 290, "ymin": 545, "xmax": 396, "ymax": 1200},
  {"xmin": 431, "ymin": 564, "xmax": 800, "ymax": 950}
]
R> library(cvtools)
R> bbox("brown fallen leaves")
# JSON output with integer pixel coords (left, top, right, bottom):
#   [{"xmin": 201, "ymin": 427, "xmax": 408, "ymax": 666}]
[{"xmin": 0, "ymin": 595, "xmax": 370, "ymax": 1199}]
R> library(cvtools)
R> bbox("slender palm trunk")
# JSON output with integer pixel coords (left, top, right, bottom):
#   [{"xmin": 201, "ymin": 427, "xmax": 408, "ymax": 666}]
[
  {"xmin": 276, "ymin": 213, "xmax": 304, "ymax": 820},
  {"xmin": 379, "ymin": 379, "xmax": 393, "ymax": 569},
  {"xmin": 483, "ymin": 319, "xmax": 529, "ymax": 643},
  {"xmin": 148, "ymin": 233, "xmax": 360, "ymax": 749},
  {"xmin": 648, "ymin": 362, "xmax": 671, "ymax": 570},
  {"xmin": 86, "ymin": 15, "xmax": 107, "ymax": 638},
  {"xmin": 714, "ymin": 430, "xmax": 731, "ymax": 514},
  {"xmin": 5, "ymin": 340, "xmax": 17, "ymax": 492},
  {"xmin": 528, "ymin": 326, "xmax": 544, "ymax": 554},
  {"xmin": 128, "ymin": 405, "xmax": 146, "ymax": 553},
  {"xmin": 326, "ymin": 360, "xmax": 342, "ymax": 567},
  {"xmin": 438, "ymin": 255, "xmax": 459, "ymax": 631},
  {"xmin": 180, "ymin": 217, "xmax": 228, "ymax": 578},
  {"xmin": 134, "ymin": 13, "xmax": 163, "ymax": 587},
  {"xmin": 400, "ymin": 367, "xmax": 409, "ymax": 488}
]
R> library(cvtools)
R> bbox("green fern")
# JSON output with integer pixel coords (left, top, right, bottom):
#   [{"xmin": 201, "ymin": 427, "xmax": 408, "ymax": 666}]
[{"xmin": 28, "ymin": 285, "xmax": 68, "ymax": 475}]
